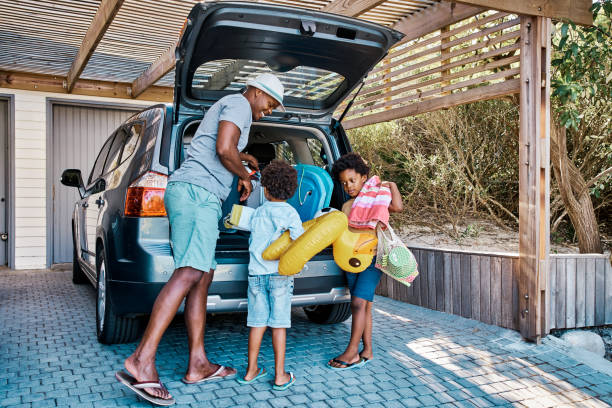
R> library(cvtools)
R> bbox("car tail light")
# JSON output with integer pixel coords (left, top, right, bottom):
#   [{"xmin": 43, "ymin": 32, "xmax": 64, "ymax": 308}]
[{"xmin": 124, "ymin": 171, "xmax": 168, "ymax": 217}]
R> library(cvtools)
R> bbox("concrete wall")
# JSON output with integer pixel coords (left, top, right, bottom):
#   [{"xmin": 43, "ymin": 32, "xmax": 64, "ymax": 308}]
[{"xmin": 1, "ymin": 88, "xmax": 158, "ymax": 270}]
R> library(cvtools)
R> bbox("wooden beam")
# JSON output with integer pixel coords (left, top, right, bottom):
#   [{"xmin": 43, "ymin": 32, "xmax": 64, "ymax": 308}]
[
  {"xmin": 0, "ymin": 70, "xmax": 172, "ymax": 102},
  {"xmin": 321, "ymin": 0, "xmax": 387, "ymax": 17},
  {"xmin": 130, "ymin": 45, "xmax": 176, "ymax": 98},
  {"xmin": 517, "ymin": 16, "xmax": 551, "ymax": 342},
  {"xmin": 342, "ymin": 78, "xmax": 520, "ymax": 129},
  {"xmin": 65, "ymin": 0, "xmax": 124, "ymax": 93},
  {"xmin": 393, "ymin": 1, "xmax": 486, "ymax": 43},
  {"xmin": 453, "ymin": 0, "xmax": 592, "ymax": 26}
]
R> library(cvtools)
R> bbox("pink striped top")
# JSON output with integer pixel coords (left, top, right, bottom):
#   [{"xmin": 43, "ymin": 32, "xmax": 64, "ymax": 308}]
[{"xmin": 348, "ymin": 176, "xmax": 392, "ymax": 230}]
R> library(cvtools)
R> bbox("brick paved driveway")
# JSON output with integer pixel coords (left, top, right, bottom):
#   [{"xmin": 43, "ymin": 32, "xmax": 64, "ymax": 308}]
[{"xmin": 1, "ymin": 268, "xmax": 612, "ymax": 408}]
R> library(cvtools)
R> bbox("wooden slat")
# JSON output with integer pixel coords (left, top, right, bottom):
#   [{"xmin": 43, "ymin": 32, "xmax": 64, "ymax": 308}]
[
  {"xmin": 501, "ymin": 257, "xmax": 513, "ymax": 329},
  {"xmin": 471, "ymin": 255, "xmax": 481, "ymax": 321},
  {"xmin": 512, "ymin": 258, "xmax": 520, "ymax": 330},
  {"xmin": 453, "ymin": 0, "xmax": 593, "ymax": 26},
  {"xmin": 606, "ymin": 259, "xmax": 612, "ymax": 324},
  {"xmin": 480, "ymin": 256, "xmax": 491, "ymax": 324},
  {"xmin": 556, "ymin": 257, "xmax": 567, "ymax": 329},
  {"xmin": 419, "ymin": 249, "xmax": 429, "ymax": 308},
  {"xmin": 428, "ymin": 251, "xmax": 436, "ymax": 310},
  {"xmin": 444, "ymin": 252, "xmax": 452, "ymax": 313},
  {"xmin": 452, "ymin": 253, "xmax": 461, "ymax": 315},
  {"xmin": 548, "ymin": 257, "xmax": 556, "ymax": 330},
  {"xmin": 595, "ymin": 258, "xmax": 605, "ymax": 326},
  {"xmin": 65, "ymin": 0, "xmax": 124, "ymax": 92},
  {"xmin": 575, "ymin": 257, "xmax": 586, "ymax": 327},
  {"xmin": 393, "ymin": 1, "xmax": 486, "ymax": 43},
  {"xmin": 435, "ymin": 251, "xmax": 445, "ymax": 312},
  {"xmin": 0, "ymin": 70, "xmax": 172, "ymax": 102},
  {"xmin": 343, "ymin": 78, "xmax": 520, "ymax": 129},
  {"xmin": 490, "ymin": 256, "xmax": 502, "ymax": 326},
  {"xmin": 565, "ymin": 258, "xmax": 576, "ymax": 328},
  {"xmin": 585, "ymin": 257, "xmax": 595, "ymax": 326},
  {"xmin": 322, "ymin": 0, "xmax": 388, "ymax": 17},
  {"xmin": 413, "ymin": 249, "xmax": 422, "ymax": 306},
  {"xmin": 460, "ymin": 254, "xmax": 471, "ymax": 318}
]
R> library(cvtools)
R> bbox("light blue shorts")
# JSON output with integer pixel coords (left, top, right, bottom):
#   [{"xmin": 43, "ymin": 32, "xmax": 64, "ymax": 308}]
[
  {"xmin": 247, "ymin": 275, "xmax": 294, "ymax": 328},
  {"xmin": 164, "ymin": 181, "xmax": 222, "ymax": 272}
]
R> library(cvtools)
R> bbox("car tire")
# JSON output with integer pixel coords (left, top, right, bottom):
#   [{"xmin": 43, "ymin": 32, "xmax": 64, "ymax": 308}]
[
  {"xmin": 72, "ymin": 241, "xmax": 88, "ymax": 284},
  {"xmin": 303, "ymin": 302, "xmax": 352, "ymax": 324},
  {"xmin": 96, "ymin": 247, "xmax": 142, "ymax": 344}
]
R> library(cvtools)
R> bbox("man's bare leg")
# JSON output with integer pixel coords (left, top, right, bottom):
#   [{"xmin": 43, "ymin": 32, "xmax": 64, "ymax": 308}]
[
  {"xmin": 243, "ymin": 326, "xmax": 266, "ymax": 381},
  {"xmin": 183, "ymin": 269, "xmax": 236, "ymax": 381},
  {"xmin": 360, "ymin": 301, "xmax": 374, "ymax": 360},
  {"xmin": 124, "ymin": 266, "xmax": 203, "ymax": 399}
]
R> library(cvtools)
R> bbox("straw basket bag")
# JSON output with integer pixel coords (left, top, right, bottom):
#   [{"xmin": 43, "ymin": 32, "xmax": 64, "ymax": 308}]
[{"xmin": 375, "ymin": 223, "xmax": 419, "ymax": 286}]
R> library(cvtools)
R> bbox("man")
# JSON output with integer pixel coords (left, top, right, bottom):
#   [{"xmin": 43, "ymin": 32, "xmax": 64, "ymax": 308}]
[{"xmin": 116, "ymin": 73, "xmax": 285, "ymax": 405}]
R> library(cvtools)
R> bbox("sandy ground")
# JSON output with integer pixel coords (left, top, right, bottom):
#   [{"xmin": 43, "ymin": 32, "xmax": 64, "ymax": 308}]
[{"xmin": 397, "ymin": 218, "xmax": 599, "ymax": 255}]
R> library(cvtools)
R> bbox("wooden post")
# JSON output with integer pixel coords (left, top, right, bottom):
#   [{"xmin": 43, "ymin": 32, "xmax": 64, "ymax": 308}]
[{"xmin": 518, "ymin": 16, "xmax": 551, "ymax": 342}]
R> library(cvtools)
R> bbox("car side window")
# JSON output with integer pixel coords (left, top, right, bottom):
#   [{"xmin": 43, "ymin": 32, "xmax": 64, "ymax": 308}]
[
  {"xmin": 88, "ymin": 134, "xmax": 115, "ymax": 186},
  {"xmin": 275, "ymin": 141, "xmax": 296, "ymax": 165},
  {"xmin": 103, "ymin": 127, "xmax": 128, "ymax": 175},
  {"xmin": 120, "ymin": 123, "xmax": 143, "ymax": 164}
]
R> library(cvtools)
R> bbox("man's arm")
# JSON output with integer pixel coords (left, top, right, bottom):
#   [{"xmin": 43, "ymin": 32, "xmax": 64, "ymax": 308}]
[{"xmin": 216, "ymin": 120, "xmax": 252, "ymax": 200}]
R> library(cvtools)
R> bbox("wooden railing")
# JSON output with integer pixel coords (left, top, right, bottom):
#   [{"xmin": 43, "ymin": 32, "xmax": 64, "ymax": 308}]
[{"xmin": 376, "ymin": 247, "xmax": 612, "ymax": 332}]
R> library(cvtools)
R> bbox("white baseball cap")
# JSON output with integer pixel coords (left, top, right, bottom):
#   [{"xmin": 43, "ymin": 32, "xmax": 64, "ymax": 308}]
[{"xmin": 246, "ymin": 73, "xmax": 285, "ymax": 112}]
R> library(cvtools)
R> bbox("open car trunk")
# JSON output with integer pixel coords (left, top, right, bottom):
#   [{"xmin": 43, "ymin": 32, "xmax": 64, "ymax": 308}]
[{"xmin": 179, "ymin": 120, "xmax": 345, "ymax": 253}]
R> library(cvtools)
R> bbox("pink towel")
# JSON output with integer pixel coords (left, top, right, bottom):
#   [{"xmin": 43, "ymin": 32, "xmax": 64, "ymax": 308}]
[{"xmin": 348, "ymin": 176, "xmax": 392, "ymax": 229}]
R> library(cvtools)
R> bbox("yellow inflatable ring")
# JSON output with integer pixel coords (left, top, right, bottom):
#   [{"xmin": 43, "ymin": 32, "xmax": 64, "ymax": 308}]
[{"xmin": 263, "ymin": 210, "xmax": 378, "ymax": 276}]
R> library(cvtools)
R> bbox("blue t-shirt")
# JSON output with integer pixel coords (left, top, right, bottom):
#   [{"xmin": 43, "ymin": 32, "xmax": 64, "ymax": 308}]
[
  {"xmin": 248, "ymin": 201, "xmax": 304, "ymax": 275},
  {"xmin": 169, "ymin": 93, "xmax": 252, "ymax": 202}
]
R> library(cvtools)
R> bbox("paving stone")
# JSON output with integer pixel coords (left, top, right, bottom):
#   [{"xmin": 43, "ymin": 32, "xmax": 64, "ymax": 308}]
[{"xmin": 2, "ymin": 269, "xmax": 612, "ymax": 408}]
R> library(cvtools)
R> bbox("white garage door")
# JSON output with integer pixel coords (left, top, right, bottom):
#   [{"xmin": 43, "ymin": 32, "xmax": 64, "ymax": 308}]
[{"xmin": 51, "ymin": 104, "xmax": 140, "ymax": 264}]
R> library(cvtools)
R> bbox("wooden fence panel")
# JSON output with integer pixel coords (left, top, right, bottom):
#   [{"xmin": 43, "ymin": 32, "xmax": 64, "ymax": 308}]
[{"xmin": 374, "ymin": 248, "xmax": 611, "ymax": 332}]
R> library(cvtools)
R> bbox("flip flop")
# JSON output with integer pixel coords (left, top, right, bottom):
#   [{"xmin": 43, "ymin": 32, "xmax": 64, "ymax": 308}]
[
  {"xmin": 326, "ymin": 357, "xmax": 365, "ymax": 371},
  {"xmin": 236, "ymin": 367, "xmax": 268, "ymax": 385},
  {"xmin": 272, "ymin": 372, "xmax": 296, "ymax": 391},
  {"xmin": 181, "ymin": 365, "xmax": 235, "ymax": 384},
  {"xmin": 115, "ymin": 371, "xmax": 175, "ymax": 406},
  {"xmin": 359, "ymin": 354, "xmax": 373, "ymax": 365}
]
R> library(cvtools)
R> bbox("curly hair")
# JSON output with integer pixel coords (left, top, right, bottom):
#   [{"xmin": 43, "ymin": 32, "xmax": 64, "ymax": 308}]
[
  {"xmin": 331, "ymin": 152, "xmax": 370, "ymax": 180},
  {"xmin": 260, "ymin": 159, "xmax": 298, "ymax": 200}
]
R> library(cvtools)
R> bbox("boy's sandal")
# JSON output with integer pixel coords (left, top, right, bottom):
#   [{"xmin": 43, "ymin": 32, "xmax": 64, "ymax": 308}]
[
  {"xmin": 326, "ymin": 357, "xmax": 366, "ymax": 371},
  {"xmin": 272, "ymin": 372, "xmax": 296, "ymax": 391},
  {"xmin": 115, "ymin": 371, "xmax": 175, "ymax": 406},
  {"xmin": 236, "ymin": 367, "xmax": 268, "ymax": 385}
]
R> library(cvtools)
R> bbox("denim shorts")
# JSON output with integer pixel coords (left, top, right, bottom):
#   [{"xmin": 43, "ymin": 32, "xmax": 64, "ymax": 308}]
[
  {"xmin": 247, "ymin": 274, "xmax": 294, "ymax": 328},
  {"xmin": 345, "ymin": 259, "xmax": 382, "ymax": 302},
  {"xmin": 164, "ymin": 181, "xmax": 222, "ymax": 272}
]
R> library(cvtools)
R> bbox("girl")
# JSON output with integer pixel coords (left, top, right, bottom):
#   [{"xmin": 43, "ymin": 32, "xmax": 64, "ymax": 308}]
[{"xmin": 328, "ymin": 152, "xmax": 403, "ymax": 369}]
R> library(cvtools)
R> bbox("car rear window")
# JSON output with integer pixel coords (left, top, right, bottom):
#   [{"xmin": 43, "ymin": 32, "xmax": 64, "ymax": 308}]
[{"xmin": 191, "ymin": 59, "xmax": 345, "ymax": 102}]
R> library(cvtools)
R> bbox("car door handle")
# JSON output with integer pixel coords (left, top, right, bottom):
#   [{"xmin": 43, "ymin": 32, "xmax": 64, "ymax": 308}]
[
  {"xmin": 82, "ymin": 202, "xmax": 89, "ymax": 208},
  {"xmin": 95, "ymin": 198, "xmax": 105, "ymax": 208}
]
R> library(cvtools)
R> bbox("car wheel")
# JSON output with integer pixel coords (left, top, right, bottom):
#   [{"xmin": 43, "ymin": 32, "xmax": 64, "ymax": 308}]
[
  {"xmin": 303, "ymin": 302, "xmax": 352, "ymax": 324},
  {"xmin": 96, "ymin": 247, "xmax": 142, "ymax": 344},
  {"xmin": 72, "ymin": 241, "xmax": 88, "ymax": 284}
]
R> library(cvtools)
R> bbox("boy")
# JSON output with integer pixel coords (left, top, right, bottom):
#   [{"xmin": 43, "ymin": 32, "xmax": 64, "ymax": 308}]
[{"xmin": 237, "ymin": 160, "xmax": 304, "ymax": 390}]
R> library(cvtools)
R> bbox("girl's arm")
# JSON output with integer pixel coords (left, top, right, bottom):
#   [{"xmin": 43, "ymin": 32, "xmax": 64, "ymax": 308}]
[{"xmin": 383, "ymin": 181, "xmax": 403, "ymax": 213}]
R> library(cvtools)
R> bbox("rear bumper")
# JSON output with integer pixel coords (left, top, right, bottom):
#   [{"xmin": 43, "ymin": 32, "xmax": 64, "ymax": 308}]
[{"xmin": 108, "ymin": 279, "xmax": 350, "ymax": 316}]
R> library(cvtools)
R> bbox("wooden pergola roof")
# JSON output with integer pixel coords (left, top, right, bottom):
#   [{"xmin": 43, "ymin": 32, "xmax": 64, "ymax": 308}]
[{"xmin": 0, "ymin": 1, "xmax": 591, "ymax": 104}]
